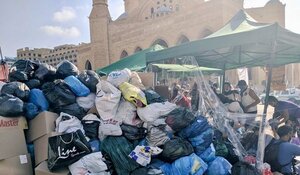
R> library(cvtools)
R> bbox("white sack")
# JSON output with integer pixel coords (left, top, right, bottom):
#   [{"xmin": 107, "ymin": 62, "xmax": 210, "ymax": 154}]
[
  {"xmin": 95, "ymin": 81, "xmax": 121, "ymax": 120},
  {"xmin": 115, "ymin": 98, "xmax": 143, "ymax": 126},
  {"xmin": 68, "ymin": 152, "xmax": 109, "ymax": 175},
  {"xmin": 129, "ymin": 72, "xmax": 145, "ymax": 90},
  {"xmin": 107, "ymin": 68, "xmax": 131, "ymax": 87},
  {"xmin": 55, "ymin": 112, "xmax": 85, "ymax": 134},
  {"xmin": 76, "ymin": 93, "xmax": 96, "ymax": 111},
  {"xmin": 98, "ymin": 119, "xmax": 122, "ymax": 140},
  {"xmin": 137, "ymin": 102, "xmax": 177, "ymax": 122}
]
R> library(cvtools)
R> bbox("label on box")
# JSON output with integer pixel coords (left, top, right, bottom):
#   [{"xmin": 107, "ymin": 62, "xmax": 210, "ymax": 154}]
[
  {"xmin": 0, "ymin": 116, "xmax": 28, "ymax": 130},
  {"xmin": 19, "ymin": 155, "xmax": 28, "ymax": 164}
]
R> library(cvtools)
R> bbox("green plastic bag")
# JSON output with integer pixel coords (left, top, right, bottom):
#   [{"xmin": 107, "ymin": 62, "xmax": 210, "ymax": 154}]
[{"xmin": 101, "ymin": 136, "xmax": 139, "ymax": 175}]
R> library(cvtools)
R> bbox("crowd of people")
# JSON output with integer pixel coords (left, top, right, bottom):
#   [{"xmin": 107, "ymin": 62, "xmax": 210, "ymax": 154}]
[{"xmin": 168, "ymin": 78, "xmax": 300, "ymax": 174}]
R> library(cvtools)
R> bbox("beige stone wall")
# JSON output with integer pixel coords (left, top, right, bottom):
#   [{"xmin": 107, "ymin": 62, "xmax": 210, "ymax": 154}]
[{"xmin": 79, "ymin": 0, "xmax": 289, "ymax": 87}]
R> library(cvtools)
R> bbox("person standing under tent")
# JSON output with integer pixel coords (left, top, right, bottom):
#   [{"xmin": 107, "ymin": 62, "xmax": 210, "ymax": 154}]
[
  {"xmin": 264, "ymin": 125, "xmax": 300, "ymax": 174},
  {"xmin": 268, "ymin": 96, "xmax": 300, "ymax": 129},
  {"xmin": 223, "ymin": 82, "xmax": 241, "ymax": 102},
  {"xmin": 237, "ymin": 80, "xmax": 260, "ymax": 114}
]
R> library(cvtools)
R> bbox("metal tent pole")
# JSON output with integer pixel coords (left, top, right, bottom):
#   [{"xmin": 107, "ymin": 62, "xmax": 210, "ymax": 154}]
[{"xmin": 256, "ymin": 40, "xmax": 277, "ymax": 170}]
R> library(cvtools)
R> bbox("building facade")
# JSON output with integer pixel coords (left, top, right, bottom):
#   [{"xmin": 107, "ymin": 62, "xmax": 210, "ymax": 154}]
[
  {"xmin": 42, "ymin": 44, "xmax": 79, "ymax": 67},
  {"xmin": 17, "ymin": 44, "xmax": 80, "ymax": 67},
  {"xmin": 17, "ymin": 47, "xmax": 50, "ymax": 62},
  {"xmin": 77, "ymin": 0, "xmax": 290, "ymax": 88}
]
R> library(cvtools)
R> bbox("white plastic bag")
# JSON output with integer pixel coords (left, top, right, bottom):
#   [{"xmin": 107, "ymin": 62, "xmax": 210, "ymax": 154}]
[
  {"xmin": 115, "ymin": 98, "xmax": 142, "ymax": 126},
  {"xmin": 129, "ymin": 72, "xmax": 145, "ymax": 90},
  {"xmin": 137, "ymin": 102, "xmax": 177, "ymax": 122},
  {"xmin": 146, "ymin": 119, "xmax": 170, "ymax": 147},
  {"xmin": 95, "ymin": 81, "xmax": 121, "ymax": 120},
  {"xmin": 76, "ymin": 93, "xmax": 96, "ymax": 111},
  {"xmin": 68, "ymin": 152, "xmax": 109, "ymax": 175},
  {"xmin": 129, "ymin": 146, "xmax": 162, "ymax": 166},
  {"xmin": 55, "ymin": 112, "xmax": 85, "ymax": 134},
  {"xmin": 107, "ymin": 68, "xmax": 131, "ymax": 87},
  {"xmin": 98, "ymin": 119, "xmax": 122, "ymax": 140}
]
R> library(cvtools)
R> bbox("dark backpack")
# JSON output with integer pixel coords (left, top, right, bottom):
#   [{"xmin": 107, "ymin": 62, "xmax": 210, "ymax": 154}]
[{"xmin": 264, "ymin": 139, "xmax": 288, "ymax": 172}]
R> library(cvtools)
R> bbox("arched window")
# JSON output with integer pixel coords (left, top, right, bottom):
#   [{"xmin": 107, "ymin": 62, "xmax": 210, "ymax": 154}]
[
  {"xmin": 176, "ymin": 35, "xmax": 190, "ymax": 45},
  {"xmin": 120, "ymin": 50, "xmax": 128, "ymax": 59},
  {"xmin": 134, "ymin": 47, "xmax": 143, "ymax": 53},
  {"xmin": 151, "ymin": 39, "xmax": 168, "ymax": 48},
  {"xmin": 85, "ymin": 60, "xmax": 92, "ymax": 70}
]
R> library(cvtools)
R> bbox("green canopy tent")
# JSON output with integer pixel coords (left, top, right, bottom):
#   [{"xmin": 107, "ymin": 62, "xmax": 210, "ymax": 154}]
[
  {"xmin": 146, "ymin": 10, "xmax": 300, "ymax": 70},
  {"xmin": 146, "ymin": 10, "xmax": 300, "ymax": 168},
  {"xmin": 150, "ymin": 63, "xmax": 221, "ymax": 73},
  {"xmin": 96, "ymin": 44, "xmax": 164, "ymax": 75}
]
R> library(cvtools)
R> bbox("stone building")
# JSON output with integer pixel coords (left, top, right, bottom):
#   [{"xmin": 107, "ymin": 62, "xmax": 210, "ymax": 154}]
[
  {"xmin": 17, "ymin": 44, "xmax": 80, "ymax": 67},
  {"xmin": 42, "ymin": 44, "xmax": 79, "ymax": 67},
  {"xmin": 77, "ymin": 0, "xmax": 289, "ymax": 88},
  {"xmin": 17, "ymin": 47, "xmax": 50, "ymax": 62}
]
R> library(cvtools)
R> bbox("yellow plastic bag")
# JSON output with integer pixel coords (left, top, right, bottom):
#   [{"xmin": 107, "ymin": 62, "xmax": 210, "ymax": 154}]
[{"xmin": 119, "ymin": 82, "xmax": 147, "ymax": 107}]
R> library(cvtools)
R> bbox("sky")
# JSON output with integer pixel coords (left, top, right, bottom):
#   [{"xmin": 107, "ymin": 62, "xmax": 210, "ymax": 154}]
[{"xmin": 0, "ymin": 0, "xmax": 299, "ymax": 57}]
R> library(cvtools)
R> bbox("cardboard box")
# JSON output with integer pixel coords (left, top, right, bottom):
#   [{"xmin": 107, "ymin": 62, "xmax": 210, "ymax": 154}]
[
  {"xmin": 0, "ymin": 153, "xmax": 33, "ymax": 175},
  {"xmin": 0, "ymin": 116, "xmax": 28, "ymax": 130},
  {"xmin": 138, "ymin": 72, "xmax": 154, "ymax": 88},
  {"xmin": 34, "ymin": 132, "xmax": 60, "ymax": 166},
  {"xmin": 0, "ymin": 128, "xmax": 27, "ymax": 160},
  {"xmin": 35, "ymin": 161, "xmax": 69, "ymax": 175},
  {"xmin": 27, "ymin": 111, "xmax": 58, "ymax": 142}
]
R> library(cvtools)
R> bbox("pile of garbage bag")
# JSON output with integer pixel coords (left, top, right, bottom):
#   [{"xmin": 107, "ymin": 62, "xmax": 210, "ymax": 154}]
[{"xmin": 0, "ymin": 59, "xmax": 263, "ymax": 175}]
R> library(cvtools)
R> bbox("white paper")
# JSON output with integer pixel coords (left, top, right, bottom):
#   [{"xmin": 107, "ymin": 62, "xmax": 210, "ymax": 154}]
[{"xmin": 19, "ymin": 155, "xmax": 28, "ymax": 164}]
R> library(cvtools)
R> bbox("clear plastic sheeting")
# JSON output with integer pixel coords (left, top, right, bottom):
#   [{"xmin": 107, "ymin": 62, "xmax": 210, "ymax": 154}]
[{"xmin": 146, "ymin": 56, "xmax": 263, "ymax": 164}]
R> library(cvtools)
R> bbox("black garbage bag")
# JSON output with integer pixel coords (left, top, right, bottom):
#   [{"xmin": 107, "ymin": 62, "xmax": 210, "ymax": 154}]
[
  {"xmin": 131, "ymin": 167, "xmax": 148, "ymax": 175},
  {"xmin": 42, "ymin": 80, "xmax": 76, "ymax": 107},
  {"xmin": 77, "ymin": 70, "xmax": 100, "ymax": 93},
  {"xmin": 34, "ymin": 63, "xmax": 57, "ymax": 82},
  {"xmin": 101, "ymin": 136, "xmax": 139, "ymax": 175},
  {"xmin": 161, "ymin": 137, "xmax": 194, "ymax": 162},
  {"xmin": 25, "ymin": 79, "xmax": 41, "ymax": 89},
  {"xmin": 54, "ymin": 103, "xmax": 86, "ymax": 120},
  {"xmin": 231, "ymin": 161, "xmax": 260, "ymax": 175},
  {"xmin": 82, "ymin": 120, "xmax": 100, "ymax": 140},
  {"xmin": 8, "ymin": 71, "xmax": 28, "ymax": 82},
  {"xmin": 1, "ymin": 82, "xmax": 30, "ymax": 101},
  {"xmin": 143, "ymin": 89, "xmax": 165, "ymax": 104},
  {"xmin": 120, "ymin": 124, "xmax": 147, "ymax": 140},
  {"xmin": 165, "ymin": 107, "xmax": 196, "ymax": 132},
  {"xmin": 24, "ymin": 103, "xmax": 39, "ymax": 120},
  {"xmin": 56, "ymin": 60, "xmax": 79, "ymax": 79},
  {"xmin": 0, "ymin": 93, "xmax": 24, "ymax": 117},
  {"xmin": 10, "ymin": 60, "xmax": 38, "ymax": 78}
]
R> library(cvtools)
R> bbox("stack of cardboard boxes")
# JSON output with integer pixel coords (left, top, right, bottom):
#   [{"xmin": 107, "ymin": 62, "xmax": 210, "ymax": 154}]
[
  {"xmin": 0, "ymin": 112, "xmax": 71, "ymax": 175},
  {"xmin": 27, "ymin": 111, "xmax": 70, "ymax": 175},
  {"xmin": 0, "ymin": 116, "xmax": 33, "ymax": 174}
]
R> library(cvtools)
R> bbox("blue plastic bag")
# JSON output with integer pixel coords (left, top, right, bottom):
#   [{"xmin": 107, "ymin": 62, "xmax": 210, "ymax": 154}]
[
  {"xmin": 29, "ymin": 89, "xmax": 49, "ymax": 111},
  {"xmin": 189, "ymin": 128, "xmax": 213, "ymax": 155},
  {"xmin": 178, "ymin": 115, "xmax": 211, "ymax": 139},
  {"xmin": 89, "ymin": 139, "xmax": 100, "ymax": 152},
  {"xmin": 207, "ymin": 157, "xmax": 232, "ymax": 175},
  {"xmin": 64, "ymin": 75, "xmax": 90, "ymax": 97},
  {"xmin": 160, "ymin": 153, "xmax": 208, "ymax": 175},
  {"xmin": 199, "ymin": 143, "xmax": 216, "ymax": 163},
  {"xmin": 24, "ymin": 103, "xmax": 39, "ymax": 120}
]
